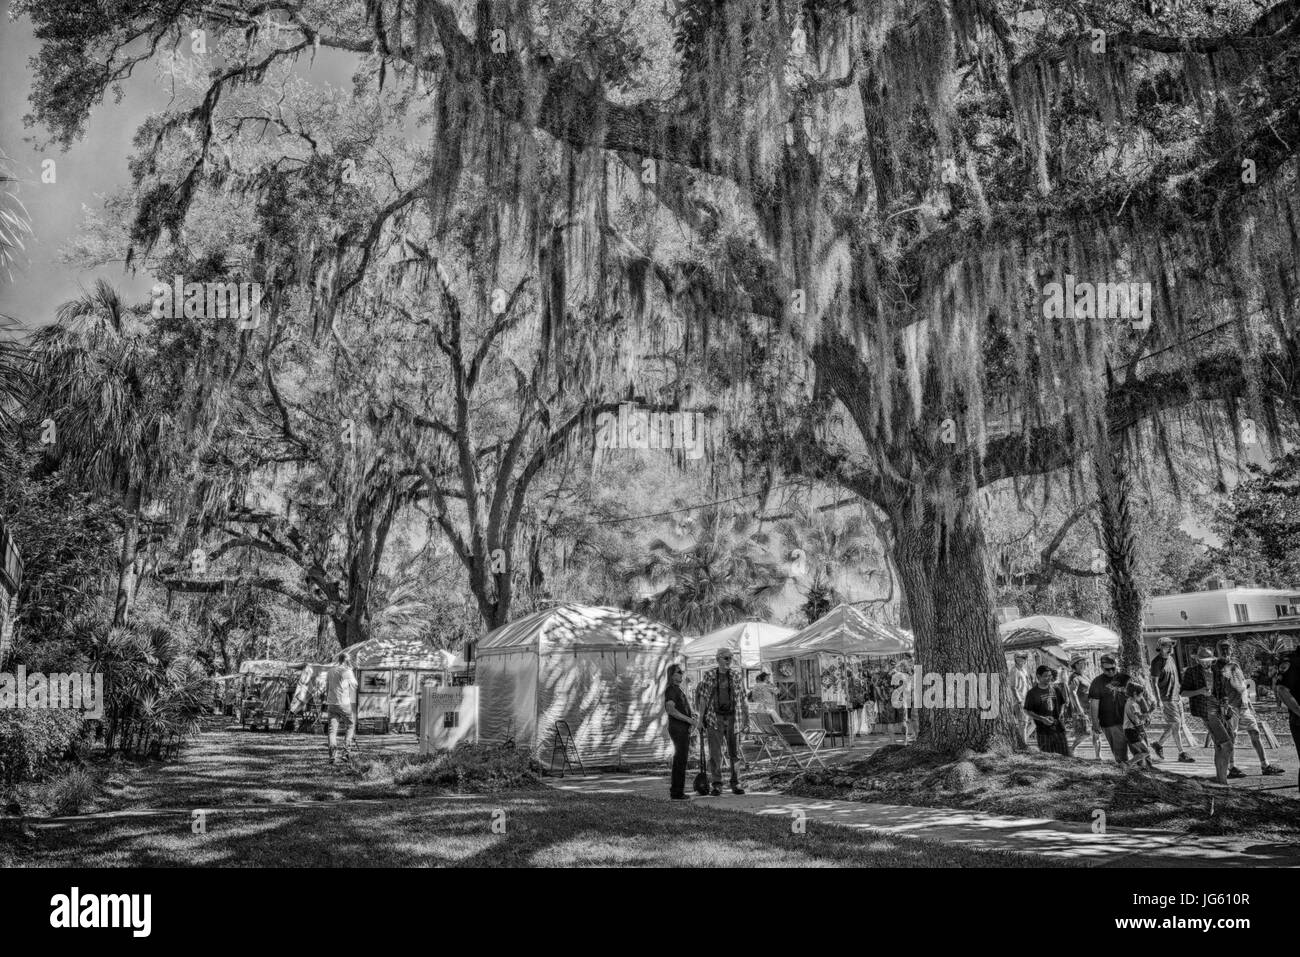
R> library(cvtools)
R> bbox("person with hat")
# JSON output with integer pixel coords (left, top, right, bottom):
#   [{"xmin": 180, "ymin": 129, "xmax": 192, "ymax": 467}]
[
  {"xmin": 1088, "ymin": 653, "xmax": 1130, "ymax": 763},
  {"xmin": 1149, "ymin": 637, "xmax": 1195, "ymax": 763},
  {"xmin": 695, "ymin": 648, "xmax": 748, "ymax": 796},
  {"xmin": 1180, "ymin": 646, "xmax": 1233, "ymax": 785},
  {"xmin": 1215, "ymin": 639, "xmax": 1285, "ymax": 777},
  {"xmin": 1008, "ymin": 652, "xmax": 1032, "ymax": 748}
]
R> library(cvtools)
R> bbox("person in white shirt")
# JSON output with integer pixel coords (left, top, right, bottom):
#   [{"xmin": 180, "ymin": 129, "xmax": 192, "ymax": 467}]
[{"xmin": 325, "ymin": 652, "xmax": 359, "ymax": 765}]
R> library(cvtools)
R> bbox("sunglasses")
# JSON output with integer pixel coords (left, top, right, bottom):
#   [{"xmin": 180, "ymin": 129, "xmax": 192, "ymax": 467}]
[{"xmin": 1101, "ymin": 665, "xmax": 1117, "ymax": 671}]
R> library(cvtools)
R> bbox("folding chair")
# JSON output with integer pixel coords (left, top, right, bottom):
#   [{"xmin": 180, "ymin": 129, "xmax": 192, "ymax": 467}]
[
  {"xmin": 746, "ymin": 712, "xmax": 793, "ymax": 770},
  {"xmin": 771, "ymin": 719, "xmax": 829, "ymax": 770}
]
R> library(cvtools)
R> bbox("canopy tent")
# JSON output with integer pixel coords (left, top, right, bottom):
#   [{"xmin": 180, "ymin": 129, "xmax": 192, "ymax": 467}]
[
  {"xmin": 763, "ymin": 604, "xmax": 914, "ymax": 659},
  {"xmin": 342, "ymin": 636, "xmax": 466, "ymax": 732},
  {"xmin": 1000, "ymin": 615, "xmax": 1119, "ymax": 673},
  {"xmin": 682, "ymin": 621, "xmax": 796, "ymax": 669},
  {"xmin": 760, "ymin": 605, "xmax": 914, "ymax": 729},
  {"xmin": 476, "ymin": 603, "xmax": 682, "ymax": 766}
]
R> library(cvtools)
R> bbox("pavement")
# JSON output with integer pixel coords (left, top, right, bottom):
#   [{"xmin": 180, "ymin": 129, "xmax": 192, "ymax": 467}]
[{"xmin": 548, "ymin": 771, "xmax": 1300, "ymax": 867}]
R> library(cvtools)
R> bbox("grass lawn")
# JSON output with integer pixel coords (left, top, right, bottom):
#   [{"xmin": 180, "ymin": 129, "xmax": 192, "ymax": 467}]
[
  {"xmin": 0, "ymin": 730, "xmax": 1052, "ymax": 867},
  {"xmin": 1, "ymin": 787, "xmax": 1056, "ymax": 867}
]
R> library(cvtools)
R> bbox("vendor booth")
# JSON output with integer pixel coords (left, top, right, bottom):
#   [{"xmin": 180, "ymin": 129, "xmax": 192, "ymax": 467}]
[
  {"xmin": 1000, "ymin": 615, "xmax": 1120, "ymax": 676},
  {"xmin": 475, "ymin": 603, "xmax": 683, "ymax": 767},
  {"xmin": 761, "ymin": 604, "xmax": 914, "ymax": 737},
  {"xmin": 343, "ymin": 637, "xmax": 465, "ymax": 733},
  {"xmin": 681, "ymin": 620, "xmax": 796, "ymax": 692},
  {"xmin": 235, "ymin": 659, "xmax": 307, "ymax": 729}
]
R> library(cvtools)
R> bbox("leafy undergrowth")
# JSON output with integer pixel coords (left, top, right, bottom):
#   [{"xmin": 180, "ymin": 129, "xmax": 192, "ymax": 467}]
[
  {"xmin": 350, "ymin": 744, "xmax": 545, "ymax": 794},
  {"xmin": 744, "ymin": 746, "xmax": 1300, "ymax": 840}
]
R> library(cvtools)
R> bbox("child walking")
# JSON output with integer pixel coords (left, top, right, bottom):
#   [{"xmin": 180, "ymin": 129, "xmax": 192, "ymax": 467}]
[{"xmin": 1123, "ymin": 680, "xmax": 1155, "ymax": 768}]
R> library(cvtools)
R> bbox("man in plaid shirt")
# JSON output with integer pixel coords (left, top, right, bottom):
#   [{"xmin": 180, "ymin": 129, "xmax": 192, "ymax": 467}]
[{"xmin": 695, "ymin": 648, "xmax": 749, "ymax": 796}]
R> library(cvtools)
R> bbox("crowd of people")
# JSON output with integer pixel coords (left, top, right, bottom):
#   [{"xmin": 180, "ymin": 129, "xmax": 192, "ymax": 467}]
[
  {"xmin": 665, "ymin": 639, "xmax": 1300, "ymax": 799},
  {"xmin": 1016, "ymin": 639, "xmax": 1299, "ymax": 791}
]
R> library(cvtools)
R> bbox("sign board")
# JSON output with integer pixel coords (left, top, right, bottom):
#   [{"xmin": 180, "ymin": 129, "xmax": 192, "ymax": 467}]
[{"xmin": 418, "ymin": 686, "xmax": 478, "ymax": 754}]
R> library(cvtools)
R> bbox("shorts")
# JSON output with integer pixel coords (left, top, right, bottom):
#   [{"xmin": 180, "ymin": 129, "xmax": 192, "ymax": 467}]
[
  {"xmin": 1201, "ymin": 711, "xmax": 1231, "ymax": 747},
  {"xmin": 1228, "ymin": 707, "xmax": 1260, "ymax": 734},
  {"xmin": 1160, "ymin": 699, "xmax": 1184, "ymax": 723}
]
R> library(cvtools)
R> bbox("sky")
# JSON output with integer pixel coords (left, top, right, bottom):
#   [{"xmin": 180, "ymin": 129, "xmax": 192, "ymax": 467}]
[
  {"xmin": 0, "ymin": 0, "xmax": 165, "ymax": 327},
  {"xmin": 0, "ymin": 2, "xmax": 354, "ymax": 329}
]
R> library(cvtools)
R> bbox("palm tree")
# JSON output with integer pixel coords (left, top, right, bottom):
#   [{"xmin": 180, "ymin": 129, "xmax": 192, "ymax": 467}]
[
  {"xmin": 26, "ymin": 281, "xmax": 172, "ymax": 626},
  {"xmin": 632, "ymin": 510, "xmax": 784, "ymax": 633},
  {"xmin": 0, "ymin": 148, "xmax": 32, "ymax": 285},
  {"xmin": 0, "ymin": 313, "xmax": 28, "ymax": 445},
  {"xmin": 774, "ymin": 503, "xmax": 882, "ymax": 624}
]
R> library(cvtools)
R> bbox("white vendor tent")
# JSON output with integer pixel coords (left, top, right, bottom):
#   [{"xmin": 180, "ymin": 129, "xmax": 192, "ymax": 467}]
[
  {"xmin": 475, "ymin": 603, "xmax": 683, "ymax": 766},
  {"xmin": 682, "ymin": 621, "xmax": 797, "ymax": 669},
  {"xmin": 1000, "ymin": 615, "xmax": 1120, "ymax": 673},
  {"xmin": 343, "ymin": 636, "xmax": 466, "ymax": 732},
  {"xmin": 763, "ymin": 604, "xmax": 914, "ymax": 659},
  {"xmin": 760, "ymin": 604, "xmax": 913, "ymax": 729}
]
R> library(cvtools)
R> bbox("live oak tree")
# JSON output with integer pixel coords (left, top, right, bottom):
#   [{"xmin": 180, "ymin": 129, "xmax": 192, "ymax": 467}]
[{"xmin": 22, "ymin": 0, "xmax": 1300, "ymax": 750}]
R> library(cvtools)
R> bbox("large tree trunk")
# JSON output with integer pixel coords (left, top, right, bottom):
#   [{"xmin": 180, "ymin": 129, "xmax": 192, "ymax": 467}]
[
  {"xmin": 890, "ymin": 489, "xmax": 1020, "ymax": 752},
  {"xmin": 112, "ymin": 486, "xmax": 142, "ymax": 627},
  {"xmin": 1093, "ymin": 424, "xmax": 1145, "ymax": 672}
]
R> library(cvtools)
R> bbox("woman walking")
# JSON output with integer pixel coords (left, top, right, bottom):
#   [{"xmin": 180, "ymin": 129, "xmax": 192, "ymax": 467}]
[{"xmin": 1024, "ymin": 665, "xmax": 1070, "ymax": 755}]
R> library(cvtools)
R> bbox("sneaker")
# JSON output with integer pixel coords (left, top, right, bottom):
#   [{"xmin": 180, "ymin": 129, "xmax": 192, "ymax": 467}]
[
  {"xmin": 709, "ymin": 785, "xmax": 721, "ymax": 796},
  {"xmin": 1227, "ymin": 766, "xmax": 1246, "ymax": 779},
  {"xmin": 1150, "ymin": 742, "xmax": 1164, "ymax": 759},
  {"xmin": 731, "ymin": 785, "xmax": 746, "ymax": 795},
  {"xmin": 1262, "ymin": 764, "xmax": 1286, "ymax": 776},
  {"xmin": 670, "ymin": 793, "xmax": 689, "ymax": 801},
  {"xmin": 1178, "ymin": 753, "xmax": 1195, "ymax": 763}
]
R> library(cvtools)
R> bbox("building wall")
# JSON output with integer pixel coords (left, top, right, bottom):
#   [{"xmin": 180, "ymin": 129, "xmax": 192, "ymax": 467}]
[
  {"xmin": 0, "ymin": 589, "xmax": 15, "ymax": 668},
  {"xmin": 1145, "ymin": 589, "xmax": 1300, "ymax": 629}
]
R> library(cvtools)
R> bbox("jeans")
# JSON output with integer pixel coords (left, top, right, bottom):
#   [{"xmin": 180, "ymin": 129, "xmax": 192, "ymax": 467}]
[
  {"xmin": 327, "ymin": 704, "xmax": 356, "ymax": 751},
  {"xmin": 707, "ymin": 713, "xmax": 740, "ymax": 786},
  {"xmin": 1101, "ymin": 724, "xmax": 1129, "ymax": 763},
  {"xmin": 668, "ymin": 719, "xmax": 691, "ymax": 796}
]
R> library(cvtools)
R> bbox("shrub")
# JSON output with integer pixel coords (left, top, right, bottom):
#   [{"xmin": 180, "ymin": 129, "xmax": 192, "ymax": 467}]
[
  {"xmin": 0, "ymin": 711, "xmax": 86, "ymax": 789},
  {"xmin": 359, "ymin": 744, "xmax": 543, "ymax": 793},
  {"xmin": 29, "ymin": 765, "xmax": 99, "ymax": 816}
]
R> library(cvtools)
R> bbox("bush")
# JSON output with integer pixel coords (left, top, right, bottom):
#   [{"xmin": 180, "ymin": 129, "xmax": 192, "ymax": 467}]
[
  {"xmin": 28, "ymin": 765, "xmax": 99, "ymax": 816},
  {"xmin": 358, "ymin": 744, "xmax": 543, "ymax": 793},
  {"xmin": 0, "ymin": 711, "xmax": 86, "ymax": 789}
]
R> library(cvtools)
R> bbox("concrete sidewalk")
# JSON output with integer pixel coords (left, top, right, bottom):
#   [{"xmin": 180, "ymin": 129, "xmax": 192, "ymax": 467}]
[{"xmin": 548, "ymin": 773, "xmax": 1300, "ymax": 868}]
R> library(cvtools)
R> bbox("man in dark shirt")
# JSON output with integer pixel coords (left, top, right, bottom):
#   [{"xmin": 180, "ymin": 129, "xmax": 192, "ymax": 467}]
[
  {"xmin": 1088, "ymin": 654, "xmax": 1129, "ymax": 762},
  {"xmin": 1181, "ymin": 646, "xmax": 1233, "ymax": 785},
  {"xmin": 1276, "ymin": 651, "xmax": 1300, "ymax": 795},
  {"xmin": 664, "ymin": 664, "xmax": 700, "ymax": 800}
]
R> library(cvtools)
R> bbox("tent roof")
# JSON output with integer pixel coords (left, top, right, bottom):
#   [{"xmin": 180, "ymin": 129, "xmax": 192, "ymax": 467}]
[
  {"xmin": 999, "ymin": 616, "xmax": 1119, "ymax": 652},
  {"xmin": 344, "ymin": 636, "xmax": 463, "ymax": 670},
  {"xmin": 762, "ymin": 604, "xmax": 913, "ymax": 659},
  {"xmin": 476, "ymin": 603, "xmax": 682, "ymax": 656},
  {"xmin": 682, "ymin": 621, "xmax": 797, "ymax": 666}
]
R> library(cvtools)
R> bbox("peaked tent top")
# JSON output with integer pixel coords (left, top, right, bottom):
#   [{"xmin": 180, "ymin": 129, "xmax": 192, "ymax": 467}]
[
  {"xmin": 762, "ymin": 604, "xmax": 913, "ymax": 658},
  {"xmin": 476, "ymin": 603, "xmax": 682, "ymax": 655},
  {"xmin": 999, "ymin": 615, "xmax": 1119, "ymax": 651},
  {"xmin": 682, "ymin": 621, "xmax": 797, "ymax": 667}
]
